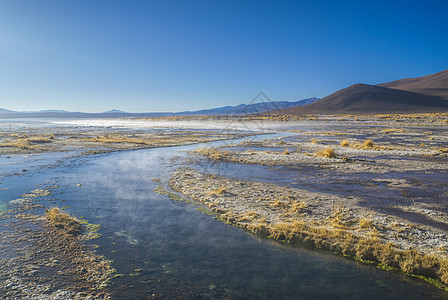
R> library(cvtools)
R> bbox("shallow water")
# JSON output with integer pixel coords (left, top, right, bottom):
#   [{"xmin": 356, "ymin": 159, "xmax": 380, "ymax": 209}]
[{"xmin": 0, "ymin": 124, "xmax": 447, "ymax": 299}]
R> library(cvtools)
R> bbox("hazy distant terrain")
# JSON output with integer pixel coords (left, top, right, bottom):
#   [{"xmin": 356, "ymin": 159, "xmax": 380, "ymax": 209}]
[{"xmin": 0, "ymin": 98, "xmax": 318, "ymax": 118}]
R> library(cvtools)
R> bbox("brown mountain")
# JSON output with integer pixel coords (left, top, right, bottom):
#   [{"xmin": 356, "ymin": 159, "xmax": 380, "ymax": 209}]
[
  {"xmin": 281, "ymin": 83, "xmax": 448, "ymax": 115},
  {"xmin": 378, "ymin": 69, "xmax": 448, "ymax": 100}
]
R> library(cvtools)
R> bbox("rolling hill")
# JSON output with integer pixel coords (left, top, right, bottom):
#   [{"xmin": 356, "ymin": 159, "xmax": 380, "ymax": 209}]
[
  {"xmin": 280, "ymin": 83, "xmax": 448, "ymax": 115},
  {"xmin": 378, "ymin": 68, "xmax": 448, "ymax": 100},
  {"xmin": 280, "ymin": 69, "xmax": 448, "ymax": 115}
]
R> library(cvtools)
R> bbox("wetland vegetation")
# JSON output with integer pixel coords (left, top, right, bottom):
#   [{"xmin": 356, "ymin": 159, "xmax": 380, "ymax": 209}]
[{"xmin": 0, "ymin": 114, "xmax": 447, "ymax": 299}]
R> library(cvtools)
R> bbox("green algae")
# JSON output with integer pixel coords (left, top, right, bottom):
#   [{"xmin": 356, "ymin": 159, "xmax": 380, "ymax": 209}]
[{"xmin": 78, "ymin": 218, "xmax": 102, "ymax": 240}]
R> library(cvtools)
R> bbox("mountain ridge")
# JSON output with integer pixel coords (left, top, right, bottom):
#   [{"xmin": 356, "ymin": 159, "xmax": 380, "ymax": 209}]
[
  {"xmin": 378, "ymin": 68, "xmax": 448, "ymax": 101},
  {"xmin": 279, "ymin": 68, "xmax": 448, "ymax": 115}
]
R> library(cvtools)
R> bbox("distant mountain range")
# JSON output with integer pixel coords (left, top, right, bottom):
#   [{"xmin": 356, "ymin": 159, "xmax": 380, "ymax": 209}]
[
  {"xmin": 175, "ymin": 98, "xmax": 319, "ymax": 116},
  {"xmin": 280, "ymin": 68, "xmax": 448, "ymax": 115},
  {"xmin": 0, "ymin": 98, "xmax": 319, "ymax": 118},
  {"xmin": 3, "ymin": 68, "xmax": 447, "ymax": 117},
  {"xmin": 0, "ymin": 108, "xmax": 14, "ymax": 113}
]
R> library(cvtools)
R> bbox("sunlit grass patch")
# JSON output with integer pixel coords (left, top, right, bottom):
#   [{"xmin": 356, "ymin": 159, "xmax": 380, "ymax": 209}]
[
  {"xmin": 330, "ymin": 210, "xmax": 348, "ymax": 229},
  {"xmin": 28, "ymin": 136, "xmax": 53, "ymax": 143},
  {"xmin": 238, "ymin": 211, "xmax": 261, "ymax": 222},
  {"xmin": 0, "ymin": 139, "xmax": 36, "ymax": 150},
  {"xmin": 289, "ymin": 201, "xmax": 308, "ymax": 213},
  {"xmin": 270, "ymin": 200, "xmax": 288, "ymax": 208},
  {"xmin": 194, "ymin": 147, "xmax": 230, "ymax": 160},
  {"xmin": 363, "ymin": 139, "xmax": 374, "ymax": 148},
  {"xmin": 382, "ymin": 128, "xmax": 405, "ymax": 134},
  {"xmin": 315, "ymin": 147, "xmax": 336, "ymax": 158},
  {"xmin": 46, "ymin": 207, "xmax": 82, "ymax": 235},
  {"xmin": 81, "ymin": 134, "xmax": 149, "ymax": 145},
  {"xmin": 359, "ymin": 218, "xmax": 373, "ymax": 229},
  {"xmin": 0, "ymin": 134, "xmax": 55, "ymax": 150},
  {"xmin": 208, "ymin": 187, "xmax": 227, "ymax": 196},
  {"xmin": 270, "ymin": 199, "xmax": 307, "ymax": 215},
  {"xmin": 340, "ymin": 140, "xmax": 350, "ymax": 147}
]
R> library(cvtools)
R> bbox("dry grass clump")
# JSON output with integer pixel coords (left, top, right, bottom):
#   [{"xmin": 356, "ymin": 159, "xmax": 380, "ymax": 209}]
[
  {"xmin": 363, "ymin": 139, "xmax": 374, "ymax": 148},
  {"xmin": 270, "ymin": 200, "xmax": 288, "ymax": 208},
  {"xmin": 289, "ymin": 202, "xmax": 308, "ymax": 213},
  {"xmin": 28, "ymin": 136, "xmax": 53, "ymax": 143},
  {"xmin": 382, "ymin": 128, "xmax": 405, "ymax": 134},
  {"xmin": 330, "ymin": 210, "xmax": 348, "ymax": 229},
  {"xmin": 0, "ymin": 139, "xmax": 36, "ymax": 150},
  {"xmin": 81, "ymin": 134, "xmax": 149, "ymax": 145},
  {"xmin": 238, "ymin": 211, "xmax": 261, "ymax": 222},
  {"xmin": 194, "ymin": 148, "xmax": 230, "ymax": 160},
  {"xmin": 282, "ymin": 148, "xmax": 290, "ymax": 155},
  {"xmin": 0, "ymin": 134, "xmax": 54, "ymax": 150},
  {"xmin": 270, "ymin": 200, "xmax": 307, "ymax": 216},
  {"xmin": 315, "ymin": 147, "xmax": 336, "ymax": 158},
  {"xmin": 208, "ymin": 187, "xmax": 227, "ymax": 196},
  {"xmin": 359, "ymin": 218, "xmax": 373, "ymax": 229},
  {"xmin": 340, "ymin": 140, "xmax": 350, "ymax": 147},
  {"xmin": 46, "ymin": 207, "xmax": 82, "ymax": 235}
]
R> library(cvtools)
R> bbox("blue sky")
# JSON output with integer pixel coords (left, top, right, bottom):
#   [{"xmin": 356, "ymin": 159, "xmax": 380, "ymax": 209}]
[{"xmin": 0, "ymin": 0, "xmax": 447, "ymax": 112}]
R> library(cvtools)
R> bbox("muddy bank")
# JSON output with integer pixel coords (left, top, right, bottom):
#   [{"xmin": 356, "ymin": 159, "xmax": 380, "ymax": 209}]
[{"xmin": 170, "ymin": 167, "xmax": 448, "ymax": 287}]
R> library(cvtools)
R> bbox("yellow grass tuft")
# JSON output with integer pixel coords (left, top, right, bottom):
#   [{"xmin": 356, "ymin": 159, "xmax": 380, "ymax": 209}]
[
  {"xmin": 45, "ymin": 207, "xmax": 82, "ymax": 235},
  {"xmin": 194, "ymin": 148, "xmax": 230, "ymax": 160},
  {"xmin": 382, "ymin": 128, "xmax": 405, "ymax": 134},
  {"xmin": 363, "ymin": 139, "xmax": 374, "ymax": 148},
  {"xmin": 340, "ymin": 140, "xmax": 350, "ymax": 147},
  {"xmin": 208, "ymin": 187, "xmax": 227, "ymax": 197},
  {"xmin": 315, "ymin": 147, "xmax": 336, "ymax": 158},
  {"xmin": 359, "ymin": 218, "xmax": 373, "ymax": 229}
]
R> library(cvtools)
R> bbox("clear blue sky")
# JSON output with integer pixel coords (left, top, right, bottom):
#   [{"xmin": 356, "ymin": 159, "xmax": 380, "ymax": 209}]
[{"xmin": 1, "ymin": 0, "xmax": 447, "ymax": 112}]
